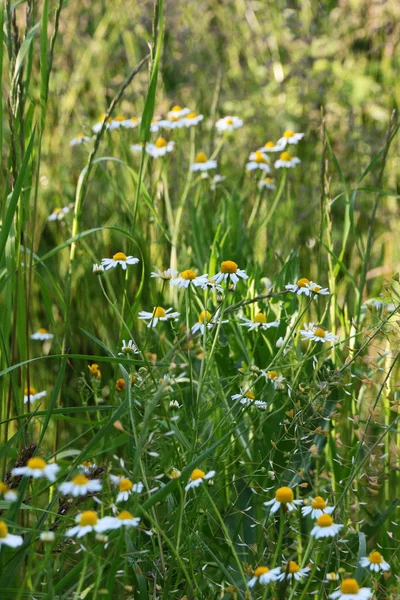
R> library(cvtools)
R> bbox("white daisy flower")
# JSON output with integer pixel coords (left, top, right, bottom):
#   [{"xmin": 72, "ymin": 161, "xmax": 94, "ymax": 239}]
[
  {"xmin": 105, "ymin": 511, "xmax": 141, "ymax": 530},
  {"xmin": 326, "ymin": 573, "xmax": 340, "ymax": 582},
  {"xmin": 231, "ymin": 389, "xmax": 257, "ymax": 406},
  {"xmin": 150, "ymin": 116, "xmax": 162, "ymax": 132},
  {"xmin": 248, "ymin": 566, "xmax": 282, "ymax": 588},
  {"xmin": 23, "ymin": 387, "xmax": 46, "ymax": 404},
  {"xmin": 110, "ymin": 476, "xmax": 143, "ymax": 502},
  {"xmin": 12, "ymin": 457, "xmax": 59, "ymax": 482},
  {"xmin": 310, "ymin": 514, "xmax": 343, "ymax": 539},
  {"xmin": 329, "ymin": 579, "xmax": 372, "ymax": 600},
  {"xmin": 277, "ymin": 562, "xmax": 310, "ymax": 582},
  {"xmin": 359, "ymin": 551, "xmax": 390, "ymax": 572},
  {"xmin": 299, "ymin": 323, "xmax": 338, "ymax": 343},
  {"xmin": 210, "ymin": 174, "xmax": 225, "ymax": 190},
  {"xmin": 215, "ymin": 116, "xmax": 243, "ymax": 132},
  {"xmin": 138, "ymin": 306, "xmax": 180, "ymax": 328},
  {"xmin": 100, "ymin": 252, "xmax": 139, "ymax": 271},
  {"xmin": 131, "ymin": 142, "xmax": 145, "ymax": 153},
  {"xmin": 169, "ymin": 400, "xmax": 181, "ymax": 409},
  {"xmin": 150, "ymin": 268, "xmax": 178, "ymax": 283},
  {"xmin": 167, "ymin": 105, "xmax": 190, "ymax": 119},
  {"xmin": 121, "ymin": 116, "xmax": 140, "ymax": 129},
  {"xmin": 159, "ymin": 372, "xmax": 188, "ymax": 392},
  {"xmin": 274, "ymin": 151, "xmax": 301, "ymax": 169},
  {"xmin": 197, "ymin": 277, "xmax": 224, "ymax": 294},
  {"xmin": 58, "ymin": 474, "xmax": 102, "ymax": 497},
  {"xmin": 145, "ymin": 137, "xmax": 175, "ymax": 158},
  {"xmin": 108, "ymin": 115, "xmax": 127, "ymax": 130},
  {"xmin": 239, "ymin": 314, "xmax": 280, "ymax": 331},
  {"xmin": 258, "ymin": 177, "xmax": 276, "ymax": 190},
  {"xmin": 190, "ymin": 152, "xmax": 217, "ymax": 172},
  {"xmin": 285, "ymin": 277, "xmax": 329, "ymax": 297},
  {"xmin": 0, "ymin": 483, "xmax": 17, "ymax": 503},
  {"xmin": 92, "ymin": 114, "xmax": 112, "ymax": 133},
  {"xmin": 258, "ymin": 140, "xmax": 283, "ymax": 153},
  {"xmin": 365, "ymin": 298, "xmax": 396, "ymax": 312},
  {"xmin": 181, "ymin": 112, "xmax": 204, "ymax": 127},
  {"xmin": 93, "ymin": 264, "xmax": 104, "ymax": 274},
  {"xmin": 66, "ymin": 511, "xmax": 115, "ymax": 538},
  {"xmin": 301, "ymin": 496, "xmax": 334, "ymax": 519},
  {"xmin": 119, "ymin": 340, "xmax": 139, "ymax": 356},
  {"xmin": 246, "ymin": 150, "xmax": 271, "ymax": 172},
  {"xmin": 170, "ymin": 269, "xmax": 209, "ymax": 289},
  {"xmin": 0, "ymin": 521, "xmax": 23, "ymax": 549},
  {"xmin": 185, "ymin": 468, "xmax": 215, "ymax": 491},
  {"xmin": 31, "ymin": 328, "xmax": 54, "ymax": 341},
  {"xmin": 69, "ymin": 133, "xmax": 91, "ymax": 147},
  {"xmin": 211, "ymin": 260, "xmax": 248, "ymax": 286},
  {"xmin": 276, "ymin": 130, "xmax": 304, "ymax": 148},
  {"xmin": 78, "ymin": 461, "xmax": 97, "ymax": 474},
  {"xmin": 191, "ymin": 310, "xmax": 227, "ymax": 335},
  {"xmin": 263, "ymin": 370, "xmax": 285, "ymax": 390},
  {"xmin": 264, "ymin": 486, "xmax": 302, "ymax": 514},
  {"xmin": 47, "ymin": 206, "xmax": 71, "ymax": 221},
  {"xmin": 160, "ymin": 114, "xmax": 187, "ymax": 129}
]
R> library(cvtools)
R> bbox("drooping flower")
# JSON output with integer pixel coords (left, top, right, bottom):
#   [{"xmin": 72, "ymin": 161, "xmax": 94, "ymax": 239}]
[
  {"xmin": 329, "ymin": 579, "xmax": 372, "ymax": 600},
  {"xmin": 258, "ymin": 177, "xmax": 276, "ymax": 190},
  {"xmin": 100, "ymin": 252, "xmax": 139, "ymax": 271},
  {"xmin": 138, "ymin": 307, "xmax": 180, "ymax": 328},
  {"xmin": 69, "ymin": 133, "xmax": 91, "ymax": 147},
  {"xmin": 299, "ymin": 323, "xmax": 338, "ymax": 343},
  {"xmin": 150, "ymin": 268, "xmax": 178, "ymax": 283},
  {"xmin": 119, "ymin": 340, "xmax": 139, "ymax": 356},
  {"xmin": 310, "ymin": 514, "xmax": 343, "ymax": 539},
  {"xmin": 191, "ymin": 310, "xmax": 222, "ymax": 335},
  {"xmin": 31, "ymin": 328, "xmax": 54, "ymax": 341},
  {"xmin": 169, "ymin": 269, "xmax": 209, "ymax": 289},
  {"xmin": 93, "ymin": 264, "xmax": 104, "ymax": 274},
  {"xmin": 0, "ymin": 483, "xmax": 17, "ymax": 502},
  {"xmin": 185, "ymin": 468, "xmax": 215, "ymax": 491},
  {"xmin": 190, "ymin": 152, "xmax": 217, "ymax": 172},
  {"xmin": 246, "ymin": 151, "xmax": 270, "ymax": 172},
  {"xmin": 150, "ymin": 116, "xmax": 162, "ymax": 132},
  {"xmin": 12, "ymin": 457, "xmax": 59, "ymax": 482},
  {"xmin": 145, "ymin": 137, "xmax": 175, "ymax": 158},
  {"xmin": 58, "ymin": 474, "xmax": 102, "ymax": 498},
  {"xmin": 239, "ymin": 313, "xmax": 280, "ymax": 331},
  {"xmin": 131, "ymin": 142, "xmax": 145, "ymax": 153},
  {"xmin": 211, "ymin": 261, "xmax": 248, "ymax": 286},
  {"xmin": 264, "ymin": 487, "xmax": 302, "ymax": 513},
  {"xmin": 276, "ymin": 130, "xmax": 304, "ymax": 148},
  {"xmin": 263, "ymin": 370, "xmax": 285, "ymax": 390},
  {"xmin": 231, "ymin": 389, "xmax": 266, "ymax": 409},
  {"xmin": 359, "ymin": 551, "xmax": 390, "ymax": 573},
  {"xmin": 215, "ymin": 116, "xmax": 243, "ymax": 132},
  {"xmin": 274, "ymin": 151, "xmax": 301, "ymax": 169},
  {"xmin": 301, "ymin": 496, "xmax": 334, "ymax": 519},
  {"xmin": 210, "ymin": 174, "xmax": 226, "ymax": 190},
  {"xmin": 23, "ymin": 387, "xmax": 46, "ymax": 404},
  {"xmin": 248, "ymin": 565, "xmax": 282, "ymax": 588},
  {"xmin": 0, "ymin": 521, "xmax": 23, "ymax": 550}
]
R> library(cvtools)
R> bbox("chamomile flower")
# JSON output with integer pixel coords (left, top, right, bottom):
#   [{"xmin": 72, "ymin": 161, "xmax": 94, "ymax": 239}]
[
  {"xmin": 131, "ymin": 142, "xmax": 145, "ymax": 153},
  {"xmin": 277, "ymin": 562, "xmax": 310, "ymax": 582},
  {"xmin": 150, "ymin": 116, "xmax": 162, "ymax": 132},
  {"xmin": 121, "ymin": 116, "xmax": 140, "ymax": 129},
  {"xmin": 276, "ymin": 130, "xmax": 304, "ymax": 147},
  {"xmin": 301, "ymin": 496, "xmax": 334, "ymax": 519},
  {"xmin": 47, "ymin": 206, "xmax": 71, "ymax": 221},
  {"xmin": 190, "ymin": 152, "xmax": 217, "ymax": 172},
  {"xmin": 66, "ymin": 511, "xmax": 114, "ymax": 538},
  {"xmin": 100, "ymin": 252, "xmax": 139, "ymax": 270},
  {"xmin": 138, "ymin": 306, "xmax": 180, "ymax": 328},
  {"xmin": 150, "ymin": 268, "xmax": 178, "ymax": 283},
  {"xmin": 185, "ymin": 468, "xmax": 215, "ymax": 491},
  {"xmin": 258, "ymin": 176, "xmax": 276, "ymax": 191},
  {"xmin": 263, "ymin": 370, "xmax": 285, "ymax": 390},
  {"xmin": 181, "ymin": 112, "xmax": 204, "ymax": 127},
  {"xmin": 215, "ymin": 116, "xmax": 243, "ymax": 132},
  {"xmin": 258, "ymin": 140, "xmax": 282, "ymax": 153},
  {"xmin": 170, "ymin": 269, "xmax": 209, "ymax": 289},
  {"xmin": 246, "ymin": 150, "xmax": 271, "ymax": 172},
  {"xmin": 92, "ymin": 114, "xmax": 112, "ymax": 133},
  {"xmin": 12, "ymin": 457, "xmax": 59, "ymax": 482},
  {"xmin": 146, "ymin": 137, "xmax": 175, "ymax": 157},
  {"xmin": 285, "ymin": 278, "xmax": 329, "ymax": 297},
  {"xmin": 210, "ymin": 174, "xmax": 225, "ymax": 190},
  {"xmin": 326, "ymin": 573, "xmax": 340, "ymax": 582},
  {"xmin": 248, "ymin": 566, "xmax": 282, "ymax": 588},
  {"xmin": 107, "ymin": 511, "xmax": 141, "ymax": 529},
  {"xmin": 78, "ymin": 460, "xmax": 97, "ymax": 474},
  {"xmin": 58, "ymin": 474, "xmax": 102, "ymax": 497},
  {"xmin": 359, "ymin": 551, "xmax": 390, "ymax": 572},
  {"xmin": 110, "ymin": 476, "xmax": 144, "ymax": 502},
  {"xmin": 191, "ymin": 309, "xmax": 227, "ymax": 335},
  {"xmin": 23, "ymin": 387, "xmax": 46, "ymax": 404},
  {"xmin": 198, "ymin": 277, "xmax": 224, "ymax": 294},
  {"xmin": 231, "ymin": 389, "xmax": 257, "ymax": 406},
  {"xmin": 119, "ymin": 340, "xmax": 139, "ymax": 355},
  {"xmin": 69, "ymin": 133, "xmax": 91, "ymax": 146},
  {"xmin": 167, "ymin": 105, "xmax": 190, "ymax": 119},
  {"xmin": 93, "ymin": 264, "xmax": 104, "ymax": 274},
  {"xmin": 264, "ymin": 486, "xmax": 302, "ymax": 514},
  {"xmin": 108, "ymin": 115, "xmax": 127, "ymax": 130},
  {"xmin": 300, "ymin": 323, "xmax": 338, "ymax": 343},
  {"xmin": 31, "ymin": 328, "xmax": 54, "ymax": 341},
  {"xmin": 329, "ymin": 579, "xmax": 372, "ymax": 600},
  {"xmin": 239, "ymin": 313, "xmax": 280, "ymax": 331},
  {"xmin": 211, "ymin": 260, "xmax": 248, "ymax": 286},
  {"xmin": 0, "ymin": 483, "xmax": 17, "ymax": 502},
  {"xmin": 159, "ymin": 115, "xmax": 186, "ymax": 130},
  {"xmin": 274, "ymin": 151, "xmax": 301, "ymax": 169},
  {"xmin": 365, "ymin": 298, "xmax": 396, "ymax": 312},
  {"xmin": 0, "ymin": 521, "xmax": 23, "ymax": 549},
  {"xmin": 310, "ymin": 514, "xmax": 343, "ymax": 539}
]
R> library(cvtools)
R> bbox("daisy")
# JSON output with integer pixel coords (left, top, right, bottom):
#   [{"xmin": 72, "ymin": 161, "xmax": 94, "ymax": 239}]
[
  {"xmin": 150, "ymin": 116, "xmax": 162, "ymax": 132},
  {"xmin": 301, "ymin": 496, "xmax": 334, "ymax": 519},
  {"xmin": 274, "ymin": 151, "xmax": 301, "ymax": 169},
  {"xmin": 185, "ymin": 468, "xmax": 215, "ymax": 491},
  {"xmin": 23, "ymin": 387, "xmax": 46, "ymax": 404},
  {"xmin": 231, "ymin": 390, "xmax": 260, "ymax": 407},
  {"xmin": 365, "ymin": 298, "xmax": 396, "ymax": 312},
  {"xmin": 31, "ymin": 328, "xmax": 54, "ymax": 341},
  {"xmin": 169, "ymin": 468, "xmax": 182, "ymax": 479},
  {"xmin": 58, "ymin": 474, "xmax": 102, "ymax": 497},
  {"xmin": 326, "ymin": 573, "xmax": 340, "ymax": 582},
  {"xmin": 106, "ymin": 511, "xmax": 141, "ymax": 530},
  {"xmin": 197, "ymin": 277, "xmax": 224, "ymax": 294},
  {"xmin": 215, "ymin": 116, "xmax": 243, "ymax": 132},
  {"xmin": 93, "ymin": 264, "xmax": 104, "ymax": 274},
  {"xmin": 264, "ymin": 486, "xmax": 302, "ymax": 514},
  {"xmin": 121, "ymin": 116, "xmax": 140, "ymax": 129},
  {"xmin": 0, "ymin": 483, "xmax": 17, "ymax": 502},
  {"xmin": 159, "ymin": 115, "xmax": 186, "ymax": 130},
  {"xmin": 276, "ymin": 130, "xmax": 304, "ymax": 148},
  {"xmin": 66, "ymin": 511, "xmax": 114, "ymax": 538},
  {"xmin": 300, "ymin": 323, "xmax": 338, "ymax": 343},
  {"xmin": 277, "ymin": 562, "xmax": 310, "ymax": 582},
  {"xmin": 119, "ymin": 340, "xmax": 139, "ymax": 356},
  {"xmin": 145, "ymin": 137, "xmax": 175, "ymax": 158},
  {"xmin": 69, "ymin": 133, "xmax": 91, "ymax": 147},
  {"xmin": 150, "ymin": 268, "xmax": 178, "ymax": 283},
  {"xmin": 329, "ymin": 579, "xmax": 372, "ymax": 600},
  {"xmin": 211, "ymin": 260, "xmax": 248, "ymax": 286},
  {"xmin": 108, "ymin": 115, "xmax": 127, "ymax": 130},
  {"xmin": 47, "ymin": 206, "xmax": 71, "ymax": 221},
  {"xmin": 110, "ymin": 476, "xmax": 143, "ymax": 502},
  {"xmin": 190, "ymin": 152, "xmax": 217, "ymax": 172},
  {"xmin": 248, "ymin": 565, "xmax": 282, "ymax": 588},
  {"xmin": 170, "ymin": 269, "xmax": 209, "ymax": 289},
  {"xmin": 138, "ymin": 306, "xmax": 180, "ymax": 328},
  {"xmin": 181, "ymin": 112, "xmax": 204, "ymax": 127},
  {"xmin": 12, "ymin": 457, "xmax": 59, "ymax": 482},
  {"xmin": 210, "ymin": 174, "xmax": 225, "ymax": 190},
  {"xmin": 246, "ymin": 151, "xmax": 271, "ymax": 172},
  {"xmin": 92, "ymin": 114, "xmax": 112, "ymax": 133},
  {"xmin": 359, "ymin": 551, "xmax": 390, "ymax": 572},
  {"xmin": 131, "ymin": 142, "xmax": 145, "ymax": 153},
  {"xmin": 100, "ymin": 252, "xmax": 139, "ymax": 270},
  {"xmin": 310, "ymin": 514, "xmax": 343, "ymax": 539},
  {"xmin": 167, "ymin": 105, "xmax": 190, "ymax": 119},
  {"xmin": 78, "ymin": 460, "xmax": 97, "ymax": 475},
  {"xmin": 285, "ymin": 278, "xmax": 329, "ymax": 297},
  {"xmin": 258, "ymin": 140, "xmax": 282, "ymax": 153},
  {"xmin": 239, "ymin": 314, "xmax": 280, "ymax": 331},
  {"xmin": 263, "ymin": 370, "xmax": 285, "ymax": 390},
  {"xmin": 0, "ymin": 521, "xmax": 23, "ymax": 550},
  {"xmin": 191, "ymin": 310, "xmax": 227, "ymax": 335},
  {"xmin": 258, "ymin": 177, "xmax": 276, "ymax": 190}
]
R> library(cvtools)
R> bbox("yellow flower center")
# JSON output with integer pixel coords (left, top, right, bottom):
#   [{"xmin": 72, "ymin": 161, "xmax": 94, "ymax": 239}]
[
  {"xmin": 114, "ymin": 115, "xmax": 125, "ymax": 122},
  {"xmin": 199, "ymin": 310, "xmax": 212, "ymax": 324},
  {"xmin": 368, "ymin": 551, "xmax": 383, "ymax": 564},
  {"xmin": 283, "ymin": 130, "xmax": 294, "ymax": 138},
  {"xmin": 0, "ymin": 521, "xmax": 8, "ymax": 538},
  {"xmin": 245, "ymin": 391, "xmax": 255, "ymax": 400},
  {"xmin": 181, "ymin": 269, "xmax": 197, "ymax": 280},
  {"xmin": 253, "ymin": 313, "xmax": 267, "ymax": 323},
  {"xmin": 288, "ymin": 561, "xmax": 300, "ymax": 574},
  {"xmin": 253, "ymin": 150, "xmax": 268, "ymax": 164},
  {"xmin": 221, "ymin": 260, "xmax": 238, "ymax": 274},
  {"xmin": 311, "ymin": 496, "xmax": 327, "ymax": 509},
  {"xmin": 0, "ymin": 483, "xmax": 8, "ymax": 494},
  {"xmin": 130, "ymin": 117, "xmax": 138, "ymax": 123},
  {"xmin": 76, "ymin": 133, "xmax": 85, "ymax": 139},
  {"xmin": 27, "ymin": 457, "xmax": 46, "ymax": 470},
  {"xmin": 118, "ymin": 510, "xmax": 134, "ymax": 521},
  {"xmin": 191, "ymin": 468, "xmax": 205, "ymax": 481},
  {"xmin": 81, "ymin": 460, "xmax": 93, "ymax": 468},
  {"xmin": 112, "ymin": 252, "xmax": 127, "ymax": 261},
  {"xmin": 52, "ymin": 208, "xmax": 61, "ymax": 214},
  {"xmin": 38, "ymin": 328, "xmax": 48, "ymax": 334},
  {"xmin": 280, "ymin": 151, "xmax": 292, "ymax": 161},
  {"xmin": 171, "ymin": 105, "xmax": 183, "ymax": 112},
  {"xmin": 275, "ymin": 486, "xmax": 294, "ymax": 503},
  {"xmin": 254, "ymin": 566, "xmax": 270, "ymax": 577},
  {"xmin": 119, "ymin": 478, "xmax": 133, "ymax": 492},
  {"xmin": 264, "ymin": 141, "xmax": 275, "ymax": 148},
  {"xmin": 225, "ymin": 118, "xmax": 233, "ymax": 125},
  {"xmin": 297, "ymin": 278, "xmax": 310, "ymax": 288},
  {"xmin": 24, "ymin": 387, "xmax": 37, "ymax": 395},
  {"xmin": 153, "ymin": 307, "xmax": 167, "ymax": 319},
  {"xmin": 264, "ymin": 177, "xmax": 273, "ymax": 184},
  {"xmin": 79, "ymin": 510, "xmax": 98, "ymax": 526},
  {"xmin": 169, "ymin": 469, "xmax": 181, "ymax": 479},
  {"xmin": 72, "ymin": 475, "xmax": 89, "ymax": 486},
  {"xmin": 266, "ymin": 371, "xmax": 279, "ymax": 380},
  {"xmin": 187, "ymin": 112, "xmax": 197, "ymax": 119},
  {"xmin": 317, "ymin": 514, "xmax": 333, "ymax": 527},
  {"xmin": 340, "ymin": 579, "xmax": 359, "ymax": 594},
  {"xmin": 313, "ymin": 285, "xmax": 321, "ymax": 293},
  {"xmin": 168, "ymin": 115, "xmax": 180, "ymax": 122},
  {"xmin": 195, "ymin": 152, "xmax": 208, "ymax": 163},
  {"xmin": 155, "ymin": 137, "xmax": 168, "ymax": 148},
  {"xmin": 314, "ymin": 328, "xmax": 326, "ymax": 338}
]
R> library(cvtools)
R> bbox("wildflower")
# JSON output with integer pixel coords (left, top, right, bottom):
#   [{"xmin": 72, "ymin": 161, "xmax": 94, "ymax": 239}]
[
  {"xmin": 329, "ymin": 579, "xmax": 372, "ymax": 600},
  {"xmin": 310, "ymin": 514, "xmax": 343, "ymax": 539},
  {"xmin": 138, "ymin": 307, "xmax": 180, "ymax": 328},
  {"xmin": 109, "ymin": 115, "xmax": 127, "ymax": 130},
  {"xmin": 170, "ymin": 269, "xmax": 209, "ymax": 289},
  {"xmin": 300, "ymin": 323, "xmax": 338, "ymax": 343},
  {"xmin": 78, "ymin": 461, "xmax": 97, "ymax": 474},
  {"xmin": 121, "ymin": 116, "xmax": 140, "ymax": 129},
  {"xmin": 110, "ymin": 476, "xmax": 143, "ymax": 502},
  {"xmin": 119, "ymin": 340, "xmax": 139, "ymax": 355},
  {"xmin": 88, "ymin": 364, "xmax": 101, "ymax": 379},
  {"xmin": 116, "ymin": 379, "xmax": 125, "ymax": 391},
  {"xmin": 150, "ymin": 268, "xmax": 178, "ymax": 283},
  {"xmin": 197, "ymin": 277, "xmax": 224, "ymax": 294},
  {"xmin": 182, "ymin": 112, "xmax": 204, "ymax": 127},
  {"xmin": 58, "ymin": 474, "xmax": 102, "ymax": 497},
  {"xmin": 47, "ymin": 206, "xmax": 71, "ymax": 221},
  {"xmin": 359, "ymin": 551, "xmax": 390, "ymax": 572},
  {"xmin": 0, "ymin": 521, "xmax": 23, "ymax": 549},
  {"xmin": 274, "ymin": 151, "xmax": 301, "ymax": 169},
  {"xmin": 258, "ymin": 177, "xmax": 276, "ymax": 190},
  {"xmin": 93, "ymin": 264, "xmax": 104, "ymax": 274},
  {"xmin": 365, "ymin": 298, "xmax": 395, "ymax": 312},
  {"xmin": 239, "ymin": 314, "xmax": 280, "ymax": 331},
  {"xmin": 246, "ymin": 151, "xmax": 271, "ymax": 172},
  {"xmin": 285, "ymin": 277, "xmax": 329, "ymax": 297},
  {"xmin": 169, "ymin": 468, "xmax": 181, "ymax": 479},
  {"xmin": 301, "ymin": 496, "xmax": 334, "ymax": 519},
  {"xmin": 264, "ymin": 486, "xmax": 302, "ymax": 513},
  {"xmin": 215, "ymin": 116, "xmax": 243, "ymax": 132},
  {"xmin": 191, "ymin": 310, "xmax": 227, "ymax": 335},
  {"xmin": 167, "ymin": 105, "xmax": 190, "ymax": 119},
  {"xmin": 185, "ymin": 468, "xmax": 215, "ymax": 491},
  {"xmin": 12, "ymin": 457, "xmax": 59, "ymax": 482},
  {"xmin": 210, "ymin": 174, "xmax": 225, "ymax": 190},
  {"xmin": 326, "ymin": 573, "xmax": 340, "ymax": 582},
  {"xmin": 131, "ymin": 142, "xmax": 145, "ymax": 152},
  {"xmin": 31, "ymin": 328, "xmax": 54, "ymax": 341},
  {"xmin": 40, "ymin": 531, "xmax": 55, "ymax": 542},
  {"xmin": 190, "ymin": 152, "xmax": 217, "ymax": 172},
  {"xmin": 92, "ymin": 114, "xmax": 112, "ymax": 133},
  {"xmin": 231, "ymin": 390, "xmax": 267, "ymax": 408},
  {"xmin": 258, "ymin": 140, "xmax": 282, "ymax": 153},
  {"xmin": 0, "ymin": 483, "xmax": 17, "ymax": 502},
  {"xmin": 277, "ymin": 562, "xmax": 310, "ymax": 582},
  {"xmin": 169, "ymin": 400, "xmax": 181, "ymax": 410},
  {"xmin": 101, "ymin": 252, "xmax": 139, "ymax": 271},
  {"xmin": 69, "ymin": 133, "xmax": 91, "ymax": 147},
  {"xmin": 66, "ymin": 511, "xmax": 114, "ymax": 538},
  {"xmin": 159, "ymin": 115, "xmax": 186, "ymax": 130},
  {"xmin": 248, "ymin": 566, "xmax": 282, "ymax": 588},
  {"xmin": 145, "ymin": 137, "xmax": 174, "ymax": 158},
  {"xmin": 263, "ymin": 370, "xmax": 285, "ymax": 390},
  {"xmin": 23, "ymin": 387, "xmax": 46, "ymax": 404},
  {"xmin": 107, "ymin": 511, "xmax": 141, "ymax": 530},
  {"xmin": 211, "ymin": 260, "xmax": 248, "ymax": 286},
  {"xmin": 276, "ymin": 130, "xmax": 304, "ymax": 148},
  {"xmin": 150, "ymin": 116, "xmax": 162, "ymax": 132}
]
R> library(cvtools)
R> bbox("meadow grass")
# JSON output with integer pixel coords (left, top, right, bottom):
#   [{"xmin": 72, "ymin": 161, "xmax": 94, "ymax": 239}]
[{"xmin": 1, "ymin": 0, "xmax": 400, "ymax": 598}]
